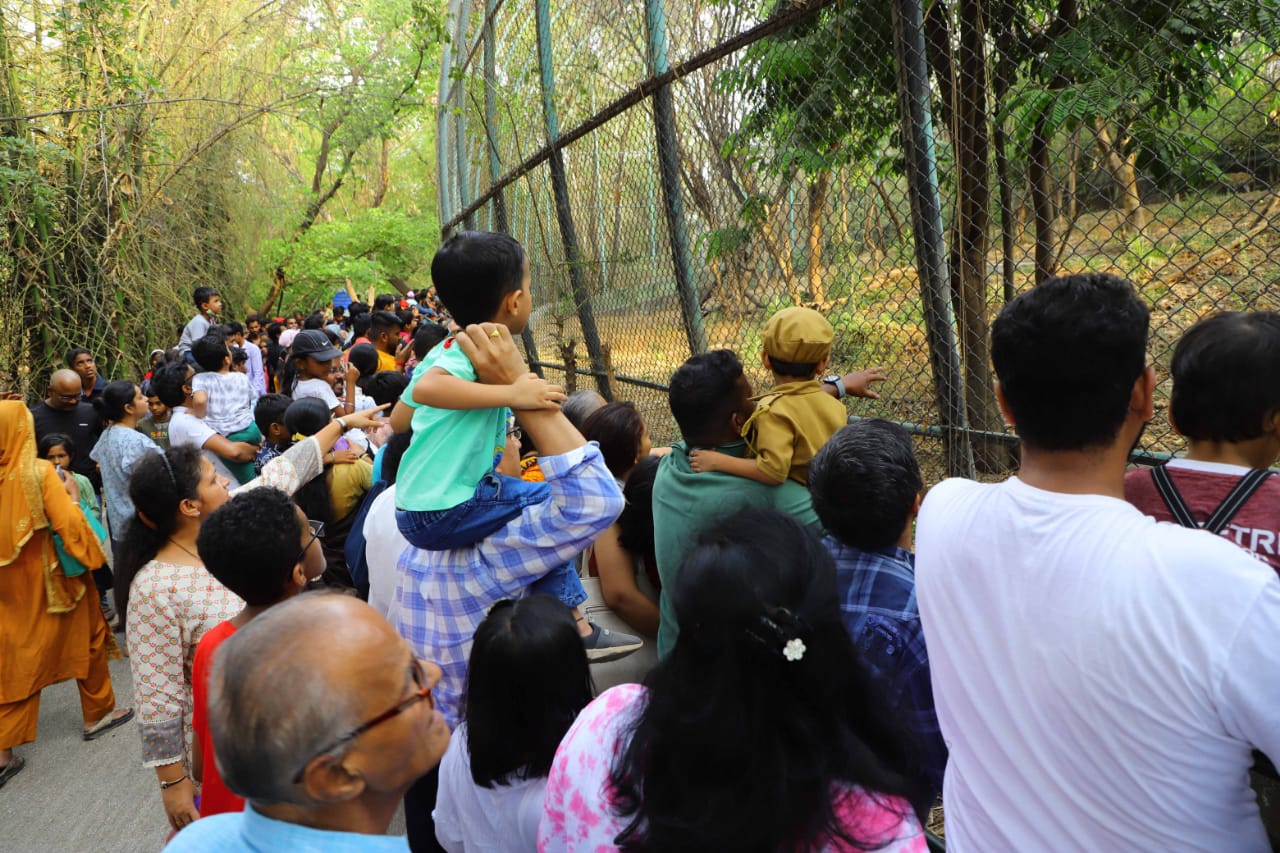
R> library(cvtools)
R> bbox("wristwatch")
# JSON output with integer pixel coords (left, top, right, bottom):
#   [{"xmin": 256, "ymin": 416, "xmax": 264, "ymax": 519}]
[{"xmin": 822, "ymin": 375, "xmax": 847, "ymax": 399}]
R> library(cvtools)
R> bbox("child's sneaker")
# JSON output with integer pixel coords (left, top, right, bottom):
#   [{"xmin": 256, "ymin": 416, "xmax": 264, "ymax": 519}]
[{"xmin": 583, "ymin": 623, "xmax": 643, "ymax": 663}]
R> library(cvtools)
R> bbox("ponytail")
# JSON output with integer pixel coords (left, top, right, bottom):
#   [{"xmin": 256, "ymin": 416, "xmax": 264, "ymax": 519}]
[{"xmin": 114, "ymin": 447, "xmax": 204, "ymax": 628}]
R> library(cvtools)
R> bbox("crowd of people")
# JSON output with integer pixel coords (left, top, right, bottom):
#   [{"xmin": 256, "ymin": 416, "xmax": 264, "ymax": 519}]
[{"xmin": 2, "ymin": 229, "xmax": 1279, "ymax": 853}]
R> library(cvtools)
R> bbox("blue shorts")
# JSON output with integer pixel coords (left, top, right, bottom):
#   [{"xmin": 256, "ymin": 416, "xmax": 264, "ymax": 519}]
[{"xmin": 396, "ymin": 472, "xmax": 550, "ymax": 552}]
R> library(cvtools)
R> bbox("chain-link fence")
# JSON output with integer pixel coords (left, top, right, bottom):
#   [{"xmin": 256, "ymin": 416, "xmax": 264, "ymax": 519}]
[{"xmin": 436, "ymin": 0, "xmax": 1280, "ymax": 482}]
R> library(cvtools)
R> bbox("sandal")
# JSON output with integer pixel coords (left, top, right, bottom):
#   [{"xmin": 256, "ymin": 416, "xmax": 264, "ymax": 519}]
[
  {"xmin": 82, "ymin": 707, "xmax": 134, "ymax": 741},
  {"xmin": 0, "ymin": 756, "xmax": 26, "ymax": 787}
]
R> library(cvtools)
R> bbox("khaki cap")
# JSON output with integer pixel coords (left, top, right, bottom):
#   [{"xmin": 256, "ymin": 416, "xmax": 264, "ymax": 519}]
[{"xmin": 762, "ymin": 307, "xmax": 833, "ymax": 364}]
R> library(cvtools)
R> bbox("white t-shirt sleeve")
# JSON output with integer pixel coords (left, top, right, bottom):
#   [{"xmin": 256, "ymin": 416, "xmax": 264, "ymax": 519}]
[
  {"xmin": 431, "ymin": 730, "xmax": 467, "ymax": 853},
  {"xmin": 293, "ymin": 378, "xmax": 340, "ymax": 410},
  {"xmin": 1216, "ymin": 578, "xmax": 1280, "ymax": 764},
  {"xmin": 168, "ymin": 412, "xmax": 217, "ymax": 450}
]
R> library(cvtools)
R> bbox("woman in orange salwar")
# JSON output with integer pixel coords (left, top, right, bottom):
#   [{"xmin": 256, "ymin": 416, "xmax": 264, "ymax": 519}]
[{"xmin": 0, "ymin": 401, "xmax": 133, "ymax": 786}]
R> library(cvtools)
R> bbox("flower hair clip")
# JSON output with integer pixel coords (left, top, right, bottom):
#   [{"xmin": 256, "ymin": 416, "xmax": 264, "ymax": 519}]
[{"xmin": 782, "ymin": 638, "xmax": 807, "ymax": 662}]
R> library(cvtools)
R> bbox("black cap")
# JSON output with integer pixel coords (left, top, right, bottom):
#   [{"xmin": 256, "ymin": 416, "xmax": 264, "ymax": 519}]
[{"xmin": 289, "ymin": 330, "xmax": 342, "ymax": 362}]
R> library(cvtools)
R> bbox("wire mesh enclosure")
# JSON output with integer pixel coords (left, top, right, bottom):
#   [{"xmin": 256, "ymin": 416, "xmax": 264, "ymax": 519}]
[{"xmin": 436, "ymin": 0, "xmax": 1280, "ymax": 481}]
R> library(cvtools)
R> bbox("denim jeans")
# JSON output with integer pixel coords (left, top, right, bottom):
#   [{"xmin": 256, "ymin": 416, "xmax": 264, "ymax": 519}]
[
  {"xmin": 530, "ymin": 561, "xmax": 588, "ymax": 609},
  {"xmin": 396, "ymin": 471, "xmax": 550, "ymax": 552}
]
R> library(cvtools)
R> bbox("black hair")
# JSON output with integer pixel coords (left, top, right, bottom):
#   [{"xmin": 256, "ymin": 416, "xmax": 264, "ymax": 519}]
[
  {"xmin": 65, "ymin": 347, "xmax": 92, "ymax": 368},
  {"xmin": 373, "ymin": 293, "xmax": 398, "ymax": 312},
  {"xmin": 463, "ymin": 595, "xmax": 593, "ymax": 788},
  {"xmin": 809, "ymin": 420, "xmax": 922, "ymax": 550},
  {"xmin": 990, "ymin": 272, "xmax": 1149, "ymax": 452},
  {"xmin": 413, "ymin": 323, "xmax": 449, "ymax": 360},
  {"xmin": 768, "ymin": 356, "xmax": 820, "ymax": 379},
  {"xmin": 192, "ymin": 331, "xmax": 231, "ymax": 372},
  {"xmin": 380, "ymin": 431, "xmax": 412, "ymax": 485},
  {"xmin": 430, "ymin": 231, "xmax": 527, "ymax": 327},
  {"xmin": 302, "ymin": 312, "xmax": 324, "ymax": 330},
  {"xmin": 1170, "ymin": 311, "xmax": 1280, "ymax": 443},
  {"xmin": 582, "ymin": 401, "xmax": 647, "ymax": 479},
  {"xmin": 609, "ymin": 511, "xmax": 928, "ymax": 851},
  {"xmin": 193, "ymin": 286, "xmax": 219, "ymax": 310},
  {"xmin": 197, "ymin": 487, "xmax": 306, "ymax": 606},
  {"xmin": 332, "ymin": 305, "xmax": 345, "ymax": 320},
  {"xmin": 267, "ymin": 322, "xmax": 284, "ymax": 341},
  {"xmin": 231, "ymin": 346, "xmax": 248, "ymax": 367},
  {"xmin": 365, "ymin": 371, "xmax": 408, "ymax": 408},
  {"xmin": 617, "ymin": 454, "xmax": 660, "ymax": 558},
  {"xmin": 224, "ymin": 320, "xmax": 245, "ymax": 336},
  {"xmin": 347, "ymin": 343, "xmax": 380, "ymax": 381},
  {"xmin": 370, "ymin": 310, "xmax": 404, "ymax": 339},
  {"xmin": 38, "ymin": 432, "xmax": 75, "ymax": 460},
  {"xmin": 115, "ymin": 446, "xmax": 206, "ymax": 627},
  {"xmin": 668, "ymin": 349, "xmax": 745, "ymax": 444},
  {"xmin": 348, "ymin": 301, "xmax": 370, "ymax": 318},
  {"xmin": 351, "ymin": 313, "xmax": 373, "ymax": 340},
  {"xmin": 253, "ymin": 393, "xmax": 292, "ymax": 438},
  {"xmin": 284, "ymin": 397, "xmax": 335, "ymax": 524},
  {"xmin": 91, "ymin": 380, "xmax": 140, "ymax": 423},
  {"xmin": 151, "ymin": 362, "xmax": 193, "ymax": 408},
  {"xmin": 245, "ymin": 314, "xmax": 263, "ymax": 326}
]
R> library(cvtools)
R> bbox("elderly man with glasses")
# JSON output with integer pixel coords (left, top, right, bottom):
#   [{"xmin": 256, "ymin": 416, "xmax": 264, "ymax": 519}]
[
  {"xmin": 163, "ymin": 594, "xmax": 451, "ymax": 852},
  {"xmin": 30, "ymin": 369, "xmax": 105, "ymax": 492}
]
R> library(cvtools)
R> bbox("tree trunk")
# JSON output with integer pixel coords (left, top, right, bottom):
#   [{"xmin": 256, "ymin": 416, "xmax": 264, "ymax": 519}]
[
  {"xmin": 806, "ymin": 169, "xmax": 830, "ymax": 306},
  {"xmin": 950, "ymin": 0, "xmax": 1012, "ymax": 473},
  {"xmin": 1029, "ymin": 111, "xmax": 1057, "ymax": 284},
  {"xmin": 1094, "ymin": 118, "xmax": 1146, "ymax": 237},
  {"xmin": 992, "ymin": 0, "xmax": 1016, "ymax": 303}
]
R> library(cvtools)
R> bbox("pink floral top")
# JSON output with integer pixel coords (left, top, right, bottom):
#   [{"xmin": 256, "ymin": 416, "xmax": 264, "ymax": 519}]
[
  {"xmin": 537, "ymin": 684, "xmax": 926, "ymax": 853},
  {"xmin": 126, "ymin": 437, "xmax": 323, "ymax": 767}
]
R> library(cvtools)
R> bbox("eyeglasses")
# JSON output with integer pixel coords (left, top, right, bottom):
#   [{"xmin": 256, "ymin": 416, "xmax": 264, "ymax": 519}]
[
  {"xmin": 295, "ymin": 519, "xmax": 324, "ymax": 566},
  {"xmin": 291, "ymin": 658, "xmax": 436, "ymax": 783},
  {"xmin": 506, "ymin": 426, "xmax": 522, "ymax": 441},
  {"xmin": 55, "ymin": 392, "xmax": 81, "ymax": 403}
]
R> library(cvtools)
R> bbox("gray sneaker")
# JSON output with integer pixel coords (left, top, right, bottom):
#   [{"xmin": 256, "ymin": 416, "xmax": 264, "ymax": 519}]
[{"xmin": 583, "ymin": 623, "xmax": 643, "ymax": 663}]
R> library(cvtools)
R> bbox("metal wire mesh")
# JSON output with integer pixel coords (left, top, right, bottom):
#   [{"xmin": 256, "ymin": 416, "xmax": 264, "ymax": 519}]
[{"xmin": 438, "ymin": 0, "xmax": 1280, "ymax": 482}]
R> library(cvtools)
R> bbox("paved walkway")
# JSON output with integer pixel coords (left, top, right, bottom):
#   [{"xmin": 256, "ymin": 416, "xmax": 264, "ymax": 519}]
[{"xmin": 0, "ymin": 656, "xmax": 406, "ymax": 852}]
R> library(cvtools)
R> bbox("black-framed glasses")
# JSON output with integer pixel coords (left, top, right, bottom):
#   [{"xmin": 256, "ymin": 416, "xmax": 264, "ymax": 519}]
[
  {"xmin": 507, "ymin": 426, "xmax": 523, "ymax": 441},
  {"xmin": 296, "ymin": 519, "xmax": 324, "ymax": 566},
  {"xmin": 291, "ymin": 658, "xmax": 435, "ymax": 783},
  {"xmin": 56, "ymin": 392, "xmax": 82, "ymax": 403}
]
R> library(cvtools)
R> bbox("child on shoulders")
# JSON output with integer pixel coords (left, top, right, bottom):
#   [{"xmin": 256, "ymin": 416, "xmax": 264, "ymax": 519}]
[
  {"xmin": 395, "ymin": 231, "xmax": 641, "ymax": 660},
  {"xmin": 691, "ymin": 306, "xmax": 883, "ymax": 486},
  {"xmin": 191, "ymin": 331, "xmax": 261, "ymax": 484},
  {"xmin": 178, "ymin": 286, "xmax": 221, "ymax": 358}
]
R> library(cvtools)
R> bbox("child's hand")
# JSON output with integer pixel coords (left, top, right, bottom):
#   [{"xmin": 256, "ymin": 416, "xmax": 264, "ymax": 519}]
[
  {"xmin": 842, "ymin": 367, "xmax": 887, "ymax": 399},
  {"xmin": 331, "ymin": 448, "xmax": 362, "ymax": 465},
  {"xmin": 509, "ymin": 373, "xmax": 568, "ymax": 411},
  {"xmin": 689, "ymin": 449, "xmax": 728, "ymax": 474},
  {"xmin": 345, "ymin": 362, "xmax": 361, "ymax": 386}
]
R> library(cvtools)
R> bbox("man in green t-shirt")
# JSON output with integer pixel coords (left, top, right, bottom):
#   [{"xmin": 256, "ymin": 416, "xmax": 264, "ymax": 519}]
[{"xmin": 652, "ymin": 349, "xmax": 821, "ymax": 657}]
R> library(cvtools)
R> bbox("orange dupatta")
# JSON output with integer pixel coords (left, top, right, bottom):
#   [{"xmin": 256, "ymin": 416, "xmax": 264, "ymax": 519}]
[{"xmin": 0, "ymin": 401, "xmax": 49, "ymax": 568}]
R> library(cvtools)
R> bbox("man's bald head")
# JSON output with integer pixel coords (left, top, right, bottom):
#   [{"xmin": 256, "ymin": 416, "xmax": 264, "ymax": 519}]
[
  {"xmin": 209, "ymin": 594, "xmax": 447, "ymax": 812},
  {"xmin": 46, "ymin": 369, "xmax": 83, "ymax": 410}
]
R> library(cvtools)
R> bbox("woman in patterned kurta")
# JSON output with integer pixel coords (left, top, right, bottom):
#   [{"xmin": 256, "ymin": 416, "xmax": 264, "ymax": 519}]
[
  {"xmin": 117, "ymin": 406, "xmax": 386, "ymax": 831},
  {"xmin": 0, "ymin": 402, "xmax": 132, "ymax": 784}
]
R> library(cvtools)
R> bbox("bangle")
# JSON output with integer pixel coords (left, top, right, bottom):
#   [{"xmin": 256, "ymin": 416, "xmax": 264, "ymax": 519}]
[
  {"xmin": 160, "ymin": 774, "xmax": 188, "ymax": 790},
  {"xmin": 336, "ymin": 416, "xmax": 348, "ymax": 431}
]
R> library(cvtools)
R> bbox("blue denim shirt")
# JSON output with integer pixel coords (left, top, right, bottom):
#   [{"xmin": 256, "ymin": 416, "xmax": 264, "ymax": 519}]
[{"xmin": 824, "ymin": 535, "xmax": 946, "ymax": 796}]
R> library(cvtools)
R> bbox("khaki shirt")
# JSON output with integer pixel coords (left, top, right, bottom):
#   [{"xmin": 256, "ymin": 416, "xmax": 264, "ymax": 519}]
[{"xmin": 743, "ymin": 379, "xmax": 848, "ymax": 484}]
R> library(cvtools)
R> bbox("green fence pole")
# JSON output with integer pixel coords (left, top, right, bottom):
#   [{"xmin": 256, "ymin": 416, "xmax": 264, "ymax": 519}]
[
  {"xmin": 436, "ymin": 0, "xmax": 465, "ymax": 235},
  {"xmin": 644, "ymin": 0, "xmax": 707, "ymax": 354},
  {"xmin": 891, "ymin": 0, "xmax": 975, "ymax": 478},
  {"xmin": 534, "ymin": 0, "xmax": 611, "ymax": 398}
]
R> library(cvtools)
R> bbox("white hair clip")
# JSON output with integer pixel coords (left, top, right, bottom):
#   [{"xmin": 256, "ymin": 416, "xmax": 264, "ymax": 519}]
[{"xmin": 782, "ymin": 638, "xmax": 807, "ymax": 662}]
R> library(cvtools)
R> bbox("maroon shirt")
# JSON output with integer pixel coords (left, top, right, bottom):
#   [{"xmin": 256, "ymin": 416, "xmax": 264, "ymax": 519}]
[{"xmin": 1125, "ymin": 459, "xmax": 1280, "ymax": 576}]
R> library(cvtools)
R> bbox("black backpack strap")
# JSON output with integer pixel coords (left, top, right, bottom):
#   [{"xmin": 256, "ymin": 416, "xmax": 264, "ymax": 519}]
[
  {"xmin": 1150, "ymin": 465, "xmax": 1198, "ymax": 528},
  {"xmin": 1203, "ymin": 468, "xmax": 1275, "ymax": 534},
  {"xmin": 1150, "ymin": 464, "xmax": 1274, "ymax": 533}
]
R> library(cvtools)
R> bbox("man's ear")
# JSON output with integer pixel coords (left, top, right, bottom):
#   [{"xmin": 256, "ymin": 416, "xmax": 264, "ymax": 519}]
[
  {"xmin": 300, "ymin": 754, "xmax": 366, "ymax": 804},
  {"xmin": 995, "ymin": 381, "xmax": 1016, "ymax": 428},
  {"xmin": 291, "ymin": 562, "xmax": 309, "ymax": 591},
  {"xmin": 1130, "ymin": 365, "xmax": 1156, "ymax": 423}
]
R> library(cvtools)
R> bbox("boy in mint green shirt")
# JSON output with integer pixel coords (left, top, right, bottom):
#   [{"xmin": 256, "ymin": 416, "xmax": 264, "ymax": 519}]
[{"xmin": 395, "ymin": 231, "xmax": 641, "ymax": 659}]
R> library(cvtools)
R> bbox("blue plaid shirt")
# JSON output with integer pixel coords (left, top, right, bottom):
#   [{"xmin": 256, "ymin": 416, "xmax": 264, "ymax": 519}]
[
  {"xmin": 395, "ymin": 443, "xmax": 624, "ymax": 727},
  {"xmin": 824, "ymin": 535, "xmax": 946, "ymax": 795}
]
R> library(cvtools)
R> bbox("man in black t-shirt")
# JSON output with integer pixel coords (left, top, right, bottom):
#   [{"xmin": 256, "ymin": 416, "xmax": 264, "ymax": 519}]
[{"xmin": 30, "ymin": 369, "xmax": 104, "ymax": 491}]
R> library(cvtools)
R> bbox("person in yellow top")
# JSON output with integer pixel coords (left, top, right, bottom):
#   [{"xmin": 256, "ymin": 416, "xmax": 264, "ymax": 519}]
[{"xmin": 691, "ymin": 307, "xmax": 881, "ymax": 485}]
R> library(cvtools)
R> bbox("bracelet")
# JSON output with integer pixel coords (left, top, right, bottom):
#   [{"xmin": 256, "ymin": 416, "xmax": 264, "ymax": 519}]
[
  {"xmin": 336, "ymin": 416, "xmax": 348, "ymax": 431},
  {"xmin": 160, "ymin": 774, "xmax": 188, "ymax": 790}
]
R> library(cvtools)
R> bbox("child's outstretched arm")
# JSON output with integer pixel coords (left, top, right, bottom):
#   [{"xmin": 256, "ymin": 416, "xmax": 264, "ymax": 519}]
[
  {"xmin": 413, "ymin": 366, "xmax": 565, "ymax": 411},
  {"xmin": 824, "ymin": 366, "xmax": 887, "ymax": 399},
  {"xmin": 689, "ymin": 449, "xmax": 786, "ymax": 485}
]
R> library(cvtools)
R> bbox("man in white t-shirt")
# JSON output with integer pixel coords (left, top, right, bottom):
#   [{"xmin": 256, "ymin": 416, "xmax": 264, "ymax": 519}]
[
  {"xmin": 916, "ymin": 272, "xmax": 1280, "ymax": 851},
  {"xmin": 151, "ymin": 363, "xmax": 258, "ymax": 483}
]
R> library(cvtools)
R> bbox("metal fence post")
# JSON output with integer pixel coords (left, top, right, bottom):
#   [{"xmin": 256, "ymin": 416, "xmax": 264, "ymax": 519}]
[
  {"xmin": 453, "ymin": 0, "xmax": 475, "ymax": 231},
  {"xmin": 436, "ymin": 0, "xmax": 465, "ymax": 233},
  {"xmin": 644, "ymin": 0, "xmax": 707, "ymax": 355},
  {"xmin": 534, "ymin": 0, "xmax": 612, "ymax": 398},
  {"xmin": 891, "ymin": 0, "xmax": 975, "ymax": 479}
]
